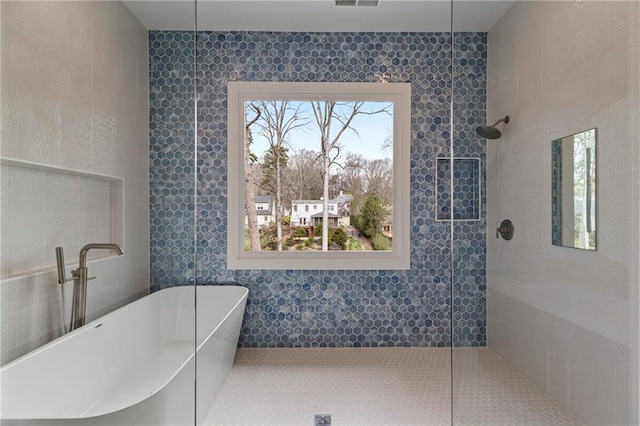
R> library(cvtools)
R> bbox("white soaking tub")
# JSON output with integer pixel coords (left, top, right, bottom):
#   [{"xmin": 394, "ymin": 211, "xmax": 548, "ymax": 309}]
[{"xmin": 0, "ymin": 285, "xmax": 248, "ymax": 426}]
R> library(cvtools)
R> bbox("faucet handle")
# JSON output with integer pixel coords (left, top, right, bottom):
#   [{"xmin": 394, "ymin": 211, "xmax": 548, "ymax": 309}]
[
  {"xmin": 70, "ymin": 269, "xmax": 95, "ymax": 280},
  {"xmin": 56, "ymin": 247, "xmax": 96, "ymax": 284}
]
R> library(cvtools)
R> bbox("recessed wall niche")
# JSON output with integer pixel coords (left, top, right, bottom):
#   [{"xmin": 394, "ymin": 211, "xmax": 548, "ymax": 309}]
[
  {"xmin": 0, "ymin": 158, "xmax": 124, "ymax": 279},
  {"xmin": 436, "ymin": 157, "xmax": 481, "ymax": 221}
]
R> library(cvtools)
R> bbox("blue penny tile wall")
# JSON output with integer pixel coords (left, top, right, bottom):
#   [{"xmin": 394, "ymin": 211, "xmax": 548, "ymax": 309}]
[
  {"xmin": 149, "ymin": 32, "xmax": 197, "ymax": 292},
  {"xmin": 149, "ymin": 31, "xmax": 487, "ymax": 347},
  {"xmin": 436, "ymin": 158, "xmax": 481, "ymax": 221},
  {"xmin": 451, "ymin": 34, "xmax": 487, "ymax": 346}
]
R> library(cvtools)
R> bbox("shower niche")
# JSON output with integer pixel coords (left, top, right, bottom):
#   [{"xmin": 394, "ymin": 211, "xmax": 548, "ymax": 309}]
[
  {"xmin": 0, "ymin": 158, "xmax": 125, "ymax": 278},
  {"xmin": 436, "ymin": 157, "xmax": 481, "ymax": 221},
  {"xmin": 551, "ymin": 128, "xmax": 597, "ymax": 250}
]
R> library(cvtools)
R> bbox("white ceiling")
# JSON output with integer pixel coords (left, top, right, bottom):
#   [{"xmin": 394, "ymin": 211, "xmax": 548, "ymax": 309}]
[{"xmin": 123, "ymin": 0, "xmax": 515, "ymax": 32}]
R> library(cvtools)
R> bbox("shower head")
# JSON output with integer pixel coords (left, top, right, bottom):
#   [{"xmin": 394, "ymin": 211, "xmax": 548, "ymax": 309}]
[{"xmin": 476, "ymin": 115, "xmax": 510, "ymax": 139}]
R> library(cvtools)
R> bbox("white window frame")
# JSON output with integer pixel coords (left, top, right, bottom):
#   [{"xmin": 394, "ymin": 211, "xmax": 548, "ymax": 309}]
[{"xmin": 227, "ymin": 81, "xmax": 411, "ymax": 270}]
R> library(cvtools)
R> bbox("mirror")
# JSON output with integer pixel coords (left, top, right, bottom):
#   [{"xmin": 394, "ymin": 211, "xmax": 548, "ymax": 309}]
[{"xmin": 552, "ymin": 128, "xmax": 597, "ymax": 250}]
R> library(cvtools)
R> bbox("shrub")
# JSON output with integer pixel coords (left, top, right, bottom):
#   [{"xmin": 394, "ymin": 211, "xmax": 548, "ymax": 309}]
[
  {"xmin": 371, "ymin": 234, "xmax": 392, "ymax": 251},
  {"xmin": 330, "ymin": 227, "xmax": 348, "ymax": 250},
  {"xmin": 293, "ymin": 227, "xmax": 308, "ymax": 238},
  {"xmin": 350, "ymin": 214, "xmax": 360, "ymax": 230},
  {"xmin": 359, "ymin": 196, "xmax": 387, "ymax": 239},
  {"xmin": 347, "ymin": 238, "xmax": 363, "ymax": 251},
  {"xmin": 259, "ymin": 223, "xmax": 278, "ymax": 251}
]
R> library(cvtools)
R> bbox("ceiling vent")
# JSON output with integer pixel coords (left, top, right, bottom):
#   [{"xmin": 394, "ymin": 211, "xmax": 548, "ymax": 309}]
[{"xmin": 335, "ymin": 0, "xmax": 379, "ymax": 6}]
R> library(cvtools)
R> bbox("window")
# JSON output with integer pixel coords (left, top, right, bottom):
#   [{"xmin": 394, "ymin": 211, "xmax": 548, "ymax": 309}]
[{"xmin": 227, "ymin": 82, "xmax": 411, "ymax": 270}]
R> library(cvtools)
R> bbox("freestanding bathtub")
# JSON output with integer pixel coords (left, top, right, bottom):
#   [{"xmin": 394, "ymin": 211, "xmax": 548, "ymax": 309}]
[{"xmin": 0, "ymin": 285, "xmax": 248, "ymax": 426}]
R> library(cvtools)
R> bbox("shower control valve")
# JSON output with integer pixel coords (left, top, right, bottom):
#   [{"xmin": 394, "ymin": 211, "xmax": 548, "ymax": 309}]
[{"xmin": 496, "ymin": 219, "xmax": 515, "ymax": 240}]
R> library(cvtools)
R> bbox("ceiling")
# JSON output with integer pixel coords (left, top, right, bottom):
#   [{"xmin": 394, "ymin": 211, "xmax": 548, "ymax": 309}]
[{"xmin": 123, "ymin": 0, "xmax": 515, "ymax": 32}]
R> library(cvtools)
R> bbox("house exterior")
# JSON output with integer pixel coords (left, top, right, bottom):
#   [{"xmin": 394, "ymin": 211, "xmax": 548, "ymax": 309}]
[
  {"xmin": 382, "ymin": 205, "xmax": 393, "ymax": 237},
  {"xmin": 332, "ymin": 191, "xmax": 354, "ymax": 226},
  {"xmin": 311, "ymin": 211, "xmax": 339, "ymax": 227},
  {"xmin": 246, "ymin": 195, "xmax": 275, "ymax": 227},
  {"xmin": 291, "ymin": 200, "xmax": 331, "ymax": 226},
  {"xmin": 290, "ymin": 192, "xmax": 353, "ymax": 228}
]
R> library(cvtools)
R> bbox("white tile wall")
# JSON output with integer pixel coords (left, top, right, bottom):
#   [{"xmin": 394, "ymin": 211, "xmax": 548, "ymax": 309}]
[
  {"xmin": 1, "ymin": 162, "xmax": 119, "ymax": 278},
  {"xmin": 0, "ymin": 1, "xmax": 150, "ymax": 365},
  {"xmin": 486, "ymin": 1, "xmax": 639, "ymax": 424}
]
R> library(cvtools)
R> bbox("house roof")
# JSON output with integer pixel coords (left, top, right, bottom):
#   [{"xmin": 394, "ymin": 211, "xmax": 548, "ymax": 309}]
[
  {"xmin": 311, "ymin": 212, "xmax": 339, "ymax": 218},
  {"xmin": 254, "ymin": 195, "xmax": 273, "ymax": 215},
  {"xmin": 332, "ymin": 193, "xmax": 354, "ymax": 205},
  {"xmin": 292, "ymin": 200, "xmax": 325, "ymax": 205}
]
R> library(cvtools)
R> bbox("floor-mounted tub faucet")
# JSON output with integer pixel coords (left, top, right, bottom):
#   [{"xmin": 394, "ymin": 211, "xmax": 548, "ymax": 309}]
[{"xmin": 56, "ymin": 243, "xmax": 124, "ymax": 331}]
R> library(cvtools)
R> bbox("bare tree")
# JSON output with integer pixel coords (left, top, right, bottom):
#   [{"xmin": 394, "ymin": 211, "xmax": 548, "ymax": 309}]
[
  {"xmin": 252, "ymin": 101, "xmax": 308, "ymax": 251},
  {"xmin": 244, "ymin": 105, "xmax": 261, "ymax": 251},
  {"xmin": 259, "ymin": 145, "xmax": 289, "ymax": 194},
  {"xmin": 341, "ymin": 153, "xmax": 367, "ymax": 215},
  {"xmin": 284, "ymin": 148, "xmax": 324, "ymax": 200},
  {"xmin": 335, "ymin": 154, "xmax": 392, "ymax": 216},
  {"xmin": 310, "ymin": 101, "xmax": 390, "ymax": 251},
  {"xmin": 364, "ymin": 158, "xmax": 393, "ymax": 205}
]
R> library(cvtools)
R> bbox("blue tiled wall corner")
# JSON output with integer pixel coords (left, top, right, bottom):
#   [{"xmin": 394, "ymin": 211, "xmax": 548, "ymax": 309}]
[
  {"xmin": 149, "ymin": 31, "xmax": 487, "ymax": 347},
  {"xmin": 149, "ymin": 32, "xmax": 197, "ymax": 293}
]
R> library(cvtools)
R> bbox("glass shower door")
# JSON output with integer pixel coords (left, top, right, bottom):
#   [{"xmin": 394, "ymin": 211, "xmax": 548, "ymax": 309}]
[
  {"xmin": 1, "ymin": 0, "xmax": 199, "ymax": 424},
  {"xmin": 145, "ymin": 0, "xmax": 199, "ymax": 424},
  {"xmin": 445, "ymin": 1, "xmax": 491, "ymax": 422},
  {"xmin": 191, "ymin": 1, "xmax": 457, "ymax": 424},
  {"xmin": 451, "ymin": 1, "xmax": 640, "ymax": 425}
]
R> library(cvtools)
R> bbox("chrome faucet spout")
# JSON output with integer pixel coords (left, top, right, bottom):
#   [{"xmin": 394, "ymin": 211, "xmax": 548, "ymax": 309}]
[
  {"xmin": 68, "ymin": 243, "xmax": 124, "ymax": 331},
  {"xmin": 79, "ymin": 243, "xmax": 124, "ymax": 267}
]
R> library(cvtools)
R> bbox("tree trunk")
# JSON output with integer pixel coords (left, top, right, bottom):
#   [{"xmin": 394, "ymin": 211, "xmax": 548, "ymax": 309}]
[
  {"xmin": 245, "ymin": 162, "xmax": 261, "ymax": 250},
  {"xmin": 245, "ymin": 113, "xmax": 261, "ymax": 251},
  {"xmin": 322, "ymin": 153, "xmax": 330, "ymax": 251},
  {"xmin": 276, "ymin": 150, "xmax": 283, "ymax": 251}
]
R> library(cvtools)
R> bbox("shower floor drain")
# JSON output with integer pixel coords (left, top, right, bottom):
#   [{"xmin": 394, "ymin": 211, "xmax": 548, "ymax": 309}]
[{"xmin": 314, "ymin": 414, "xmax": 331, "ymax": 425}]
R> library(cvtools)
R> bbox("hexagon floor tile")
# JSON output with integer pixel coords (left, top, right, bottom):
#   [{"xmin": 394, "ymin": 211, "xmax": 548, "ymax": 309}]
[{"xmin": 204, "ymin": 347, "xmax": 581, "ymax": 425}]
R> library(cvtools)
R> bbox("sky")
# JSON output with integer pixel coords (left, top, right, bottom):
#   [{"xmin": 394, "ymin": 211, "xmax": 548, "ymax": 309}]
[{"xmin": 247, "ymin": 101, "xmax": 394, "ymax": 162}]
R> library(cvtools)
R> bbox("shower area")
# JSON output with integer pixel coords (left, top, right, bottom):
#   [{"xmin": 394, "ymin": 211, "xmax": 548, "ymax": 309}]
[{"xmin": 1, "ymin": 0, "xmax": 639, "ymax": 425}]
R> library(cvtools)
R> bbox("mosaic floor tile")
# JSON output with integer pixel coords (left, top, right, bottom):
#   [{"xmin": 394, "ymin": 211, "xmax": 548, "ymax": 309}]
[
  {"xmin": 204, "ymin": 348, "xmax": 581, "ymax": 425},
  {"xmin": 452, "ymin": 348, "xmax": 581, "ymax": 425}
]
